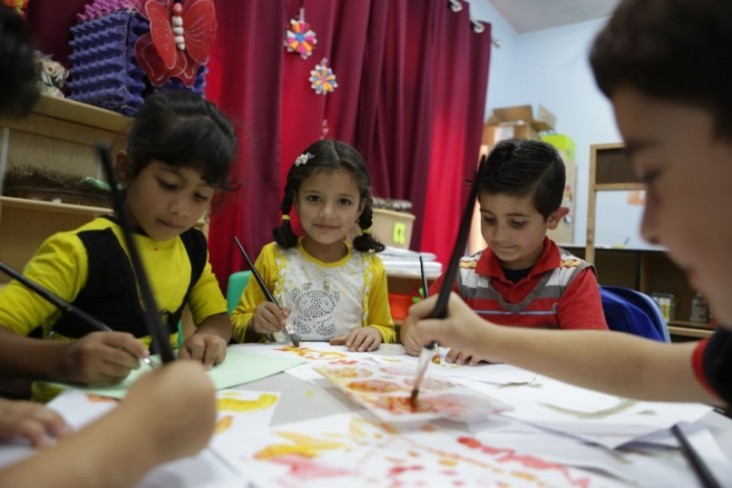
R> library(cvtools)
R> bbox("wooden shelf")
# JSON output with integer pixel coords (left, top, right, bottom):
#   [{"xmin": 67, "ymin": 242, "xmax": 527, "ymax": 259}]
[
  {"xmin": 668, "ymin": 325, "xmax": 714, "ymax": 339},
  {"xmin": 31, "ymin": 94, "xmax": 132, "ymax": 133},
  {"xmin": 0, "ymin": 196, "xmax": 109, "ymax": 216}
]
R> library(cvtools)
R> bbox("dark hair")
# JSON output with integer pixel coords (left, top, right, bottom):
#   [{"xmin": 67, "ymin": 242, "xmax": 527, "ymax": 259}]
[
  {"xmin": 476, "ymin": 139, "xmax": 565, "ymax": 220},
  {"xmin": 590, "ymin": 0, "xmax": 732, "ymax": 138},
  {"xmin": 0, "ymin": 5, "xmax": 39, "ymax": 116},
  {"xmin": 274, "ymin": 139, "xmax": 384, "ymax": 253},
  {"xmin": 127, "ymin": 91, "xmax": 237, "ymax": 189}
]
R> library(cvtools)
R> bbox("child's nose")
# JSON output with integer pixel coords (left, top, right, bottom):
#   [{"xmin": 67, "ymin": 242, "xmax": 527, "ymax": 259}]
[{"xmin": 169, "ymin": 196, "xmax": 189, "ymax": 216}]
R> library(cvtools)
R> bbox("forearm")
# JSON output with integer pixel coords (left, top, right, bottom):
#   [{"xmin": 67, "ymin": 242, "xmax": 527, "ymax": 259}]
[
  {"xmin": 193, "ymin": 313, "xmax": 232, "ymax": 342},
  {"xmin": 0, "ymin": 327, "xmax": 69, "ymax": 381},
  {"xmin": 488, "ymin": 328, "xmax": 716, "ymax": 403},
  {"xmin": 0, "ymin": 408, "xmax": 161, "ymax": 488}
]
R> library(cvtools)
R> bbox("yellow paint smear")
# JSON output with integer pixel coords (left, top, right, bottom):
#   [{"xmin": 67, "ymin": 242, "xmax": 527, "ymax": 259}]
[{"xmin": 217, "ymin": 393, "xmax": 278, "ymax": 412}]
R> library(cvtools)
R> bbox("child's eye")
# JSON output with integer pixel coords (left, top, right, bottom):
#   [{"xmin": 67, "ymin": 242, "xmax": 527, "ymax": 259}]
[
  {"xmin": 510, "ymin": 221, "xmax": 527, "ymax": 229},
  {"xmin": 305, "ymin": 195, "xmax": 320, "ymax": 203},
  {"xmin": 194, "ymin": 193, "xmax": 212, "ymax": 203},
  {"xmin": 158, "ymin": 179, "xmax": 177, "ymax": 191},
  {"xmin": 482, "ymin": 217, "xmax": 496, "ymax": 225},
  {"xmin": 339, "ymin": 198, "xmax": 353, "ymax": 206}
]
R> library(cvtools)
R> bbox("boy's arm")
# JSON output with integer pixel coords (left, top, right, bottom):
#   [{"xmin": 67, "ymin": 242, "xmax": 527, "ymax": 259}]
[
  {"xmin": 557, "ymin": 268, "xmax": 609, "ymax": 330},
  {"xmin": 0, "ymin": 361, "xmax": 216, "ymax": 488},
  {"xmin": 409, "ymin": 293, "xmax": 719, "ymax": 404}
]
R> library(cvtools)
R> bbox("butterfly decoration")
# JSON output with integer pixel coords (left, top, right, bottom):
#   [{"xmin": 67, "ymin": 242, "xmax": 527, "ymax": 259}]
[
  {"xmin": 134, "ymin": 0, "xmax": 217, "ymax": 87},
  {"xmin": 309, "ymin": 58, "xmax": 337, "ymax": 95},
  {"xmin": 284, "ymin": 8, "xmax": 317, "ymax": 60}
]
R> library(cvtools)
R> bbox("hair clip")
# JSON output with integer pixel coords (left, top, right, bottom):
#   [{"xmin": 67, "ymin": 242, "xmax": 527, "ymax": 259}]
[{"xmin": 295, "ymin": 152, "xmax": 314, "ymax": 166}]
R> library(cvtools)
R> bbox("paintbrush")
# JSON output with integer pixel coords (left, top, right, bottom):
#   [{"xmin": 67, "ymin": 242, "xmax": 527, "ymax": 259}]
[
  {"xmin": 410, "ymin": 159, "xmax": 482, "ymax": 408},
  {"xmin": 0, "ymin": 261, "xmax": 156, "ymax": 368},
  {"xmin": 232, "ymin": 236, "xmax": 301, "ymax": 348},
  {"xmin": 671, "ymin": 424, "xmax": 721, "ymax": 488},
  {"xmin": 97, "ymin": 143, "xmax": 175, "ymax": 364}
]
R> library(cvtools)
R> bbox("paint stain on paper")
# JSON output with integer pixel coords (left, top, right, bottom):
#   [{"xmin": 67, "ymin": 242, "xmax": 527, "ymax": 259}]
[
  {"xmin": 277, "ymin": 346, "xmax": 347, "ymax": 360},
  {"xmin": 540, "ymin": 397, "xmax": 638, "ymax": 419},
  {"xmin": 217, "ymin": 393, "xmax": 278, "ymax": 412}
]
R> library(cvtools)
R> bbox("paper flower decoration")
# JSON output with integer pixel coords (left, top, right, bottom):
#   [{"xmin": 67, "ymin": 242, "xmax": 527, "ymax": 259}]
[
  {"xmin": 285, "ymin": 8, "xmax": 317, "ymax": 60},
  {"xmin": 309, "ymin": 59, "xmax": 337, "ymax": 95},
  {"xmin": 134, "ymin": 0, "xmax": 216, "ymax": 87},
  {"xmin": 2, "ymin": 0, "xmax": 28, "ymax": 16}
]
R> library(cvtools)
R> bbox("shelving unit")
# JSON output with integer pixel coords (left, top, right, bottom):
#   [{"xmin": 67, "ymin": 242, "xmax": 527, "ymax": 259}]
[
  {"xmin": 585, "ymin": 144, "xmax": 714, "ymax": 340},
  {"xmin": 0, "ymin": 95, "xmax": 131, "ymax": 281}
]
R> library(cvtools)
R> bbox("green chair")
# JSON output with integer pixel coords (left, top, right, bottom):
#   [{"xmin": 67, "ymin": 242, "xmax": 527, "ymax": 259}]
[{"xmin": 226, "ymin": 270, "xmax": 252, "ymax": 314}]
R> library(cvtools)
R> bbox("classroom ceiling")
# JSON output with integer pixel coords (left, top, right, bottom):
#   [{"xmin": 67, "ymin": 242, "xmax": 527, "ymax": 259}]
[{"xmin": 488, "ymin": 0, "xmax": 622, "ymax": 33}]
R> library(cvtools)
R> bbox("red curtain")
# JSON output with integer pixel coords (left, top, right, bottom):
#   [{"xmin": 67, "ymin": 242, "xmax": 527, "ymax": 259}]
[{"xmin": 208, "ymin": 0, "xmax": 491, "ymax": 287}]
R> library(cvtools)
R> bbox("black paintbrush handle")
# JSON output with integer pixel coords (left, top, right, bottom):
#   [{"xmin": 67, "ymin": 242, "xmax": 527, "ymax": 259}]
[
  {"xmin": 429, "ymin": 162, "xmax": 482, "ymax": 320},
  {"xmin": 671, "ymin": 424, "xmax": 721, "ymax": 488},
  {"xmin": 233, "ymin": 237, "xmax": 279, "ymax": 307},
  {"xmin": 0, "ymin": 261, "xmax": 112, "ymax": 332},
  {"xmin": 97, "ymin": 143, "xmax": 175, "ymax": 363},
  {"xmin": 419, "ymin": 256, "xmax": 429, "ymax": 299}
]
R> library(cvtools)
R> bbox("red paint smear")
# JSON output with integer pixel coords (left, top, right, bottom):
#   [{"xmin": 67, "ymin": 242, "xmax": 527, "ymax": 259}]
[
  {"xmin": 270, "ymin": 454, "xmax": 351, "ymax": 481},
  {"xmin": 457, "ymin": 437, "xmax": 591, "ymax": 488},
  {"xmin": 388, "ymin": 465, "xmax": 424, "ymax": 477}
]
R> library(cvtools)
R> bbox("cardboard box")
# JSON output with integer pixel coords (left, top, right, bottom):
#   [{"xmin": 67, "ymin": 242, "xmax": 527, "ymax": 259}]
[
  {"xmin": 486, "ymin": 104, "xmax": 556, "ymax": 131},
  {"xmin": 541, "ymin": 134, "xmax": 575, "ymax": 162},
  {"xmin": 483, "ymin": 123, "xmax": 540, "ymax": 144},
  {"xmin": 372, "ymin": 208, "xmax": 415, "ymax": 249}
]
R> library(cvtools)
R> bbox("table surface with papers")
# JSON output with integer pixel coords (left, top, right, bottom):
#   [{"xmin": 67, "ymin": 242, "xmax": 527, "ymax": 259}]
[{"xmin": 3, "ymin": 343, "xmax": 731, "ymax": 487}]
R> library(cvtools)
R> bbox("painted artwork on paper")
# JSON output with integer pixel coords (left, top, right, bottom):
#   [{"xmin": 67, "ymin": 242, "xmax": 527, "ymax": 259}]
[
  {"xmin": 314, "ymin": 362, "xmax": 512, "ymax": 424},
  {"xmin": 213, "ymin": 412, "xmax": 624, "ymax": 487}
]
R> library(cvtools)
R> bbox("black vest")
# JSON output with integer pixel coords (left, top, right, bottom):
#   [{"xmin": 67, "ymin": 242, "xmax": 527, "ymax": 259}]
[{"xmin": 52, "ymin": 219, "xmax": 207, "ymax": 342}]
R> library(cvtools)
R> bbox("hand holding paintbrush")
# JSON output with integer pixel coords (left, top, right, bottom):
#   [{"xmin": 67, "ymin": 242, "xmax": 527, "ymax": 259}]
[
  {"xmin": 233, "ymin": 237, "xmax": 301, "ymax": 347},
  {"xmin": 410, "ymin": 163, "xmax": 481, "ymax": 408},
  {"xmin": 0, "ymin": 261, "xmax": 155, "ymax": 376}
]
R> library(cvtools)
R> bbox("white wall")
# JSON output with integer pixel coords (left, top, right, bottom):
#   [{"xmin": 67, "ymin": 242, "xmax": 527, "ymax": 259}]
[{"xmin": 466, "ymin": 1, "xmax": 656, "ymax": 249}]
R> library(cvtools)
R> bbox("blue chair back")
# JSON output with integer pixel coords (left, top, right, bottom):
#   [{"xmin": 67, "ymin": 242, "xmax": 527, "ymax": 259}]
[
  {"xmin": 226, "ymin": 270, "xmax": 251, "ymax": 315},
  {"xmin": 600, "ymin": 286, "xmax": 670, "ymax": 342}
]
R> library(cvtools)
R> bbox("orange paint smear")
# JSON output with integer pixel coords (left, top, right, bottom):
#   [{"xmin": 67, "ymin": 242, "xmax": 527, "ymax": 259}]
[{"xmin": 217, "ymin": 393, "xmax": 278, "ymax": 412}]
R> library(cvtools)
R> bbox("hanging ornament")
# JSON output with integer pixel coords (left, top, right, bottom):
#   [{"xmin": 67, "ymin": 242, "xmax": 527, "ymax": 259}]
[
  {"xmin": 134, "ymin": 0, "xmax": 217, "ymax": 87},
  {"xmin": 309, "ymin": 58, "xmax": 337, "ymax": 95},
  {"xmin": 285, "ymin": 8, "xmax": 317, "ymax": 60},
  {"xmin": 320, "ymin": 119, "xmax": 330, "ymax": 139}
]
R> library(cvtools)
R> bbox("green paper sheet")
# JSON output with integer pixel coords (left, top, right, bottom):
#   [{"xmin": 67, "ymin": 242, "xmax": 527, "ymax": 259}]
[{"xmin": 44, "ymin": 349, "xmax": 305, "ymax": 399}]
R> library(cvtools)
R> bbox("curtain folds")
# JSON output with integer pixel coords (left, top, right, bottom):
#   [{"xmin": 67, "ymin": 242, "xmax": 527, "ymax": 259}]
[{"xmin": 205, "ymin": 0, "xmax": 492, "ymax": 286}]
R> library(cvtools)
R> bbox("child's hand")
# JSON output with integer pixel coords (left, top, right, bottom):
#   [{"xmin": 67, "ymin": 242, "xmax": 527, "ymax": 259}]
[
  {"xmin": 407, "ymin": 292, "xmax": 491, "ymax": 357},
  {"xmin": 179, "ymin": 333, "xmax": 227, "ymax": 369},
  {"xmin": 400, "ymin": 324, "xmax": 422, "ymax": 357},
  {"xmin": 330, "ymin": 327, "xmax": 382, "ymax": 352},
  {"xmin": 120, "ymin": 361, "xmax": 216, "ymax": 463},
  {"xmin": 444, "ymin": 348, "xmax": 484, "ymax": 366},
  {"xmin": 0, "ymin": 398, "xmax": 72, "ymax": 448},
  {"xmin": 60, "ymin": 331, "xmax": 149, "ymax": 385},
  {"xmin": 251, "ymin": 302, "xmax": 290, "ymax": 336}
]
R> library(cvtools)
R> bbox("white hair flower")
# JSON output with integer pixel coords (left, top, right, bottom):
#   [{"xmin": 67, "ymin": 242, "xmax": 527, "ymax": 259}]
[{"xmin": 295, "ymin": 152, "xmax": 314, "ymax": 166}]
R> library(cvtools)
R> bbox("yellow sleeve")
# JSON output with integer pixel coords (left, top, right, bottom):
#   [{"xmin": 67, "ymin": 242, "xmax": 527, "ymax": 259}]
[
  {"xmin": 188, "ymin": 253, "xmax": 228, "ymax": 326},
  {"xmin": 231, "ymin": 243, "xmax": 279, "ymax": 342},
  {"xmin": 364, "ymin": 254, "xmax": 396, "ymax": 344},
  {"xmin": 0, "ymin": 232, "xmax": 87, "ymax": 336}
]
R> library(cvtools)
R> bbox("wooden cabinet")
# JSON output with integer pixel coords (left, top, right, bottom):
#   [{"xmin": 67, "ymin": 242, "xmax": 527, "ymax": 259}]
[
  {"xmin": 585, "ymin": 144, "xmax": 714, "ymax": 340},
  {"xmin": 0, "ymin": 95, "xmax": 131, "ymax": 283}
]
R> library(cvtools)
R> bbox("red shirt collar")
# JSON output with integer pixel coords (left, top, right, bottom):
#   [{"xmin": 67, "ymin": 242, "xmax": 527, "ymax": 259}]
[{"xmin": 476, "ymin": 236, "xmax": 560, "ymax": 282}]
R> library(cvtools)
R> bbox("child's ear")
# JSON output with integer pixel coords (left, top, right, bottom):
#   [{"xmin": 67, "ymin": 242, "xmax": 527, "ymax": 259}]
[
  {"xmin": 115, "ymin": 150, "xmax": 134, "ymax": 185},
  {"xmin": 547, "ymin": 206, "xmax": 569, "ymax": 230}
]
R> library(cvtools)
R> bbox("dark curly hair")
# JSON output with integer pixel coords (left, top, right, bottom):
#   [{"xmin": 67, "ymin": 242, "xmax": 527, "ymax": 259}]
[
  {"xmin": 274, "ymin": 139, "xmax": 384, "ymax": 253},
  {"xmin": 0, "ymin": 5, "xmax": 39, "ymax": 116}
]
